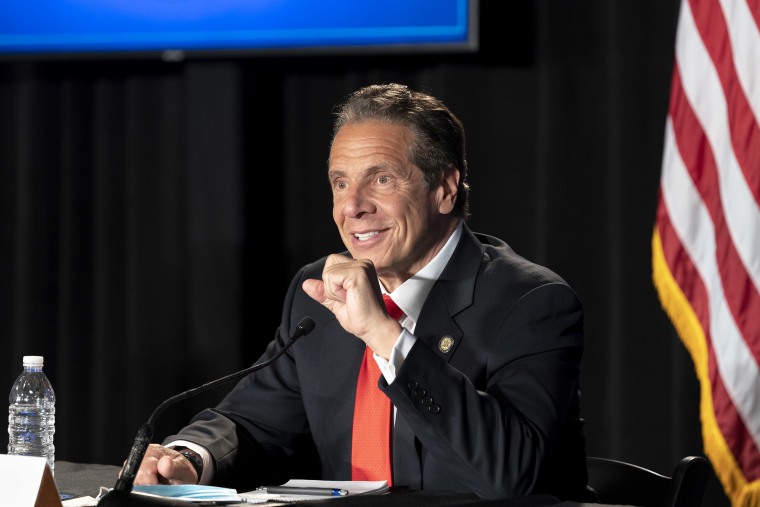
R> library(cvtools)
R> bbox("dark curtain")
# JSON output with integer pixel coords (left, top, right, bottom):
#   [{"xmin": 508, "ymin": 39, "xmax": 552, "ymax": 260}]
[{"xmin": 0, "ymin": 0, "xmax": 728, "ymax": 504}]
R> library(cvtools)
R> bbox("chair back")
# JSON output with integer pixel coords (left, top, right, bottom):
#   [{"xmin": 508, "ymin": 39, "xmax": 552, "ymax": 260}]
[{"xmin": 586, "ymin": 455, "xmax": 710, "ymax": 507}]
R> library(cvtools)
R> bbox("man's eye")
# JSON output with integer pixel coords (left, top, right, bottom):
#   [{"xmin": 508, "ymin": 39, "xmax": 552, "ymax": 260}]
[
  {"xmin": 378, "ymin": 175, "xmax": 390, "ymax": 184},
  {"xmin": 334, "ymin": 181, "xmax": 347, "ymax": 190}
]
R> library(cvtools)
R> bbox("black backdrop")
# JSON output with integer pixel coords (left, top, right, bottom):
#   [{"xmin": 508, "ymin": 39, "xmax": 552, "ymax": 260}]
[{"xmin": 0, "ymin": 1, "xmax": 730, "ymax": 505}]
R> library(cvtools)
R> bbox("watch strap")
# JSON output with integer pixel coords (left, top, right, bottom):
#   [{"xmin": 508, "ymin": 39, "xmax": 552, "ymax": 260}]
[{"xmin": 177, "ymin": 448, "xmax": 203, "ymax": 481}]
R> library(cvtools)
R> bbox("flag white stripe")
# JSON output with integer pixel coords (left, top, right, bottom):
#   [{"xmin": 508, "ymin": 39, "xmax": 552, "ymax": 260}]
[
  {"xmin": 661, "ymin": 116, "xmax": 760, "ymax": 449},
  {"xmin": 677, "ymin": 0, "xmax": 760, "ymax": 291},
  {"xmin": 718, "ymin": 0, "xmax": 760, "ymax": 121}
]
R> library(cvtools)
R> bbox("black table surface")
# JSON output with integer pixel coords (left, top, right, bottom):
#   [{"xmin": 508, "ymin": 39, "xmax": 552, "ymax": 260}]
[
  {"xmin": 54, "ymin": 461, "xmax": 608, "ymax": 507},
  {"xmin": 56, "ymin": 460, "xmax": 123, "ymax": 500}
]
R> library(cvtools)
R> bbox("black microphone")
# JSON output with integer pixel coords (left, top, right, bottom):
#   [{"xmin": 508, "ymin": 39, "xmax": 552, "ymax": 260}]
[{"xmin": 98, "ymin": 316, "xmax": 316, "ymax": 507}]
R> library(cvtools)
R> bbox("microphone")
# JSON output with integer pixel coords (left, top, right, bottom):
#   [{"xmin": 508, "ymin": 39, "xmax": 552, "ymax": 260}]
[{"xmin": 98, "ymin": 316, "xmax": 316, "ymax": 507}]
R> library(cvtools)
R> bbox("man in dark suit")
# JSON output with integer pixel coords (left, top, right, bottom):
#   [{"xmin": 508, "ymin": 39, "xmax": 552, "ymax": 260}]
[{"xmin": 132, "ymin": 83, "xmax": 592, "ymax": 501}]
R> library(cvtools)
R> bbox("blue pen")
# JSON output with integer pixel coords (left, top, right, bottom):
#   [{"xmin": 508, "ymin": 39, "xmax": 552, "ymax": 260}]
[{"xmin": 264, "ymin": 486, "xmax": 349, "ymax": 496}]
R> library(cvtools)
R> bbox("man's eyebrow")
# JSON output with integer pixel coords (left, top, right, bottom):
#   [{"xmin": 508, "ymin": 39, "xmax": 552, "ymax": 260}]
[{"xmin": 329, "ymin": 165, "xmax": 391, "ymax": 178}]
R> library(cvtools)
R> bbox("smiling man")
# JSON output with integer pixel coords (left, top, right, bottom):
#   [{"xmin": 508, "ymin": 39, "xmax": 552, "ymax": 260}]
[{"xmin": 131, "ymin": 83, "xmax": 595, "ymax": 502}]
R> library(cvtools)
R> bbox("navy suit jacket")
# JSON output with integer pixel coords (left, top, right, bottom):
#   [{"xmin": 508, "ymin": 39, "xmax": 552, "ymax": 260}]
[{"xmin": 166, "ymin": 224, "xmax": 591, "ymax": 500}]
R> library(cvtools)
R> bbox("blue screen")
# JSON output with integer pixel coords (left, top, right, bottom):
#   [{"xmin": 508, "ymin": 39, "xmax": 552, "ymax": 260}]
[{"xmin": 0, "ymin": 0, "xmax": 476, "ymax": 58}]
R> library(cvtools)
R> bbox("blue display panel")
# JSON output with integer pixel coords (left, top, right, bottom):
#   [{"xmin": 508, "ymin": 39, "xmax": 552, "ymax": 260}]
[{"xmin": 0, "ymin": 0, "xmax": 478, "ymax": 59}]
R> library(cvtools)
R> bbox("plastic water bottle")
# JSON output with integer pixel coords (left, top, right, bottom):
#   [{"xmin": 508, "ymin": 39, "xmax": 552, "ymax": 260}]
[{"xmin": 8, "ymin": 355, "xmax": 56, "ymax": 474}]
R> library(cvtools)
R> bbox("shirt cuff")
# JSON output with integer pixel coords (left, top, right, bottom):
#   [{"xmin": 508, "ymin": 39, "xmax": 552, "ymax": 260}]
[
  {"xmin": 167, "ymin": 440, "xmax": 214, "ymax": 485},
  {"xmin": 374, "ymin": 328, "xmax": 416, "ymax": 384}
]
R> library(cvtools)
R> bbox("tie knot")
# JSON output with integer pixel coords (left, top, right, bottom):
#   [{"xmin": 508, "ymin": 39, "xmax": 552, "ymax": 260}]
[{"xmin": 382, "ymin": 294, "xmax": 404, "ymax": 321}]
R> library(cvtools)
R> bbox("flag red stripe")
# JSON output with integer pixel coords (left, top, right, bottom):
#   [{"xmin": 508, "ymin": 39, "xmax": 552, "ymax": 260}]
[
  {"xmin": 688, "ymin": 0, "xmax": 760, "ymax": 203},
  {"xmin": 668, "ymin": 65, "xmax": 760, "ymax": 368}
]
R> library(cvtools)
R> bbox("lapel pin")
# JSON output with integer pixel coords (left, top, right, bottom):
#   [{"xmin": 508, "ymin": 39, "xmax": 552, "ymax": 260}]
[{"xmin": 438, "ymin": 335, "xmax": 454, "ymax": 353}]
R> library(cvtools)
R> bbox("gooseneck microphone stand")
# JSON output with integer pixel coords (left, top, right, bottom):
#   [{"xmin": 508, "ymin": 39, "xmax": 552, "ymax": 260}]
[{"xmin": 98, "ymin": 317, "xmax": 316, "ymax": 506}]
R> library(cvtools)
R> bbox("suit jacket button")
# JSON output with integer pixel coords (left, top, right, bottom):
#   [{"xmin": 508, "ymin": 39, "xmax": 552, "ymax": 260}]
[
  {"xmin": 408, "ymin": 381, "xmax": 419, "ymax": 390},
  {"xmin": 429, "ymin": 404, "xmax": 441, "ymax": 414},
  {"xmin": 414, "ymin": 388, "xmax": 427, "ymax": 398},
  {"xmin": 422, "ymin": 396, "xmax": 434, "ymax": 406}
]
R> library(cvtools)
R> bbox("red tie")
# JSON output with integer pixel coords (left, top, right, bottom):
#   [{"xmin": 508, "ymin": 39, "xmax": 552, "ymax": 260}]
[
  {"xmin": 382, "ymin": 294, "xmax": 404, "ymax": 321},
  {"xmin": 351, "ymin": 295, "xmax": 402, "ymax": 486}
]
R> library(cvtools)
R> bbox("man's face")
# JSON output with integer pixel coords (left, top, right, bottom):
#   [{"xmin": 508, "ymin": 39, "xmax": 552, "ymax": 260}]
[{"xmin": 328, "ymin": 121, "xmax": 457, "ymax": 285}]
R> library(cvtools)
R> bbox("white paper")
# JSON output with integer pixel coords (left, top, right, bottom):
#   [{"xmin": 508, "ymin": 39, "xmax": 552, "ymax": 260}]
[
  {"xmin": 239, "ymin": 479, "xmax": 389, "ymax": 502},
  {"xmin": 0, "ymin": 454, "xmax": 61, "ymax": 507},
  {"xmin": 279, "ymin": 479, "xmax": 389, "ymax": 495}
]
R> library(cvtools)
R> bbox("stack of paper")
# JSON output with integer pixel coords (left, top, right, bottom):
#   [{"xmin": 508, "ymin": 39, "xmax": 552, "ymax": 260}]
[{"xmin": 240, "ymin": 479, "xmax": 389, "ymax": 502}]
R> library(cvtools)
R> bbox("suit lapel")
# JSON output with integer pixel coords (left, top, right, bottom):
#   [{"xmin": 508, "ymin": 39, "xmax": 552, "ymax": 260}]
[{"xmin": 415, "ymin": 225, "xmax": 483, "ymax": 362}]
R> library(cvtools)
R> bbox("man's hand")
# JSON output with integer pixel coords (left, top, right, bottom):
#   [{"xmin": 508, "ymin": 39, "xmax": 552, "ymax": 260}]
[
  {"xmin": 129, "ymin": 443, "xmax": 199, "ymax": 485},
  {"xmin": 302, "ymin": 254, "xmax": 402, "ymax": 358}
]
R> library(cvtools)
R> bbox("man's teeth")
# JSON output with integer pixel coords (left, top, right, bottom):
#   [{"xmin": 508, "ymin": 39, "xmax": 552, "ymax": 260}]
[{"xmin": 354, "ymin": 231, "xmax": 379, "ymax": 241}]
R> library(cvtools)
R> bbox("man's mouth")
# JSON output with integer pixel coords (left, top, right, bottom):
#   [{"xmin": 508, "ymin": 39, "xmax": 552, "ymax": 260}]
[{"xmin": 354, "ymin": 231, "xmax": 380, "ymax": 241}]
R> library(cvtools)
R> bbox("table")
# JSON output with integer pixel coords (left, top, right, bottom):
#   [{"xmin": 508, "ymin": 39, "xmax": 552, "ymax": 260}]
[
  {"xmin": 56, "ymin": 461, "xmax": 123, "ymax": 500},
  {"xmin": 53, "ymin": 461, "xmax": 612, "ymax": 506}
]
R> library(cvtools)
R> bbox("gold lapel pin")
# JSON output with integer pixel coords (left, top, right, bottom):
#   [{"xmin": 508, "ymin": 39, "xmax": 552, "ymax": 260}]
[{"xmin": 438, "ymin": 335, "xmax": 454, "ymax": 353}]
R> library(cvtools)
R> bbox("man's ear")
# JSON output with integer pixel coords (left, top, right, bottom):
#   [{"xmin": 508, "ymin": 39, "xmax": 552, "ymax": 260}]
[{"xmin": 437, "ymin": 163, "xmax": 460, "ymax": 214}]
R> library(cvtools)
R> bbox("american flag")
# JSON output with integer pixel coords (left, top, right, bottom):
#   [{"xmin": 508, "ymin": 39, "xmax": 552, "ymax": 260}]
[{"xmin": 652, "ymin": 0, "xmax": 760, "ymax": 505}]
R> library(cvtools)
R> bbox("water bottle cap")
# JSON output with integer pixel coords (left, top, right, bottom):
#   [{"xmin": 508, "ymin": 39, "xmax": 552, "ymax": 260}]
[{"xmin": 22, "ymin": 355, "xmax": 44, "ymax": 366}]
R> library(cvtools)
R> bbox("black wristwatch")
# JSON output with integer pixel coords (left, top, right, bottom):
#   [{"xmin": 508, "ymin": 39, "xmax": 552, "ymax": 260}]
[{"xmin": 177, "ymin": 448, "xmax": 203, "ymax": 481}]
